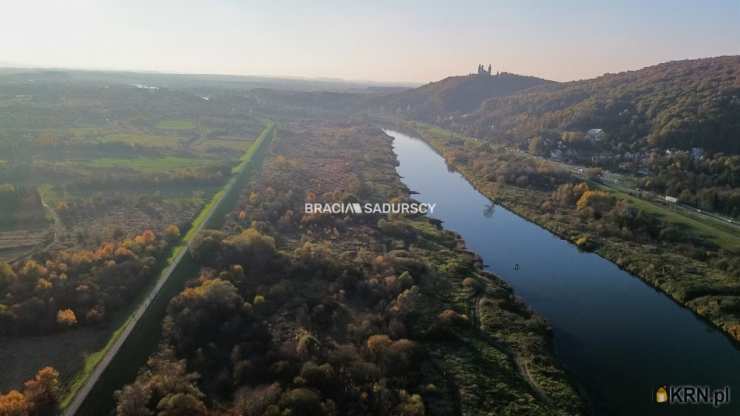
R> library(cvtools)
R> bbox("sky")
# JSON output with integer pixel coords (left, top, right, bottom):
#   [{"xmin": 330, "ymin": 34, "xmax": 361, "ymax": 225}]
[{"xmin": 2, "ymin": 0, "xmax": 740, "ymax": 84}]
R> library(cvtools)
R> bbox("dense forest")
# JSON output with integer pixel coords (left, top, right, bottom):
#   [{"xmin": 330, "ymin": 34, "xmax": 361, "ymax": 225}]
[
  {"xmin": 111, "ymin": 121, "xmax": 584, "ymax": 416},
  {"xmin": 440, "ymin": 56, "xmax": 740, "ymax": 154}
]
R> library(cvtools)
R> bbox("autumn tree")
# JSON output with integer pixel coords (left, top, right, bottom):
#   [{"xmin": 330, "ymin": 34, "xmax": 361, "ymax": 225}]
[
  {"xmin": 114, "ymin": 384, "xmax": 152, "ymax": 416},
  {"xmin": 164, "ymin": 278, "xmax": 254, "ymax": 355},
  {"xmin": 189, "ymin": 230, "xmax": 226, "ymax": 266},
  {"xmin": 576, "ymin": 190, "xmax": 615, "ymax": 217},
  {"xmin": 0, "ymin": 390, "xmax": 28, "ymax": 416},
  {"xmin": 56, "ymin": 309, "xmax": 77, "ymax": 327},
  {"xmin": 115, "ymin": 348, "xmax": 206, "ymax": 416},
  {"xmin": 0, "ymin": 262, "xmax": 16, "ymax": 293},
  {"xmin": 156, "ymin": 393, "xmax": 207, "ymax": 416},
  {"xmin": 23, "ymin": 367, "xmax": 60, "ymax": 416},
  {"xmin": 163, "ymin": 224, "xmax": 181, "ymax": 244},
  {"xmin": 222, "ymin": 228, "xmax": 276, "ymax": 270},
  {"xmin": 528, "ymin": 136, "xmax": 546, "ymax": 156}
]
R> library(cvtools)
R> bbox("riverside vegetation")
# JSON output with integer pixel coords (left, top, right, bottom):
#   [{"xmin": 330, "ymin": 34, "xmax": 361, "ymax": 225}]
[{"xmin": 398, "ymin": 120, "xmax": 740, "ymax": 343}]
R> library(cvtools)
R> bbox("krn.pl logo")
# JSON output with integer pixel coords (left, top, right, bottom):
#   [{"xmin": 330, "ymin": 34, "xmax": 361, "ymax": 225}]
[{"xmin": 655, "ymin": 386, "xmax": 668, "ymax": 403}]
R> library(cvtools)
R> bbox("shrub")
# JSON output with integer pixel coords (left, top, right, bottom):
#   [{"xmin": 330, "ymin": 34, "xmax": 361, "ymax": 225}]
[
  {"xmin": 438, "ymin": 309, "xmax": 468, "ymax": 326},
  {"xmin": 300, "ymin": 362, "xmax": 335, "ymax": 391},
  {"xmin": 396, "ymin": 390, "xmax": 426, "ymax": 416},
  {"xmin": 56, "ymin": 309, "xmax": 78, "ymax": 327},
  {"xmin": 163, "ymin": 224, "xmax": 181, "ymax": 244},
  {"xmin": 296, "ymin": 331, "xmax": 321, "ymax": 359},
  {"xmin": 575, "ymin": 235, "xmax": 596, "ymax": 251},
  {"xmin": 234, "ymin": 383, "xmax": 282, "ymax": 416},
  {"xmin": 397, "ymin": 271, "xmax": 414, "ymax": 290},
  {"xmin": 367, "ymin": 334, "xmax": 392, "ymax": 355},
  {"xmin": 279, "ymin": 388, "xmax": 322, "ymax": 416},
  {"xmin": 462, "ymin": 277, "xmax": 482, "ymax": 293}
]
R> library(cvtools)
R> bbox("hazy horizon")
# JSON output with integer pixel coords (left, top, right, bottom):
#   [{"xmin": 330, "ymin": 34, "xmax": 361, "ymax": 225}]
[{"xmin": 3, "ymin": 0, "xmax": 740, "ymax": 84}]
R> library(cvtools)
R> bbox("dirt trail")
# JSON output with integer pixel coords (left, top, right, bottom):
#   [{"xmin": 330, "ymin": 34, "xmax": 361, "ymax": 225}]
[
  {"xmin": 470, "ymin": 294, "xmax": 551, "ymax": 404},
  {"xmin": 10, "ymin": 192, "xmax": 64, "ymax": 264}
]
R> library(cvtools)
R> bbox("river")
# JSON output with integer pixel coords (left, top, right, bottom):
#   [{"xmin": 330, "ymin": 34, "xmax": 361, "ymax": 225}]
[{"xmin": 387, "ymin": 129, "xmax": 740, "ymax": 415}]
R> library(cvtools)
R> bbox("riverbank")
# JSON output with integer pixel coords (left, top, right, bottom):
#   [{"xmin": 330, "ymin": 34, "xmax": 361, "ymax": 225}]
[{"xmin": 396, "ymin": 120, "xmax": 740, "ymax": 345}]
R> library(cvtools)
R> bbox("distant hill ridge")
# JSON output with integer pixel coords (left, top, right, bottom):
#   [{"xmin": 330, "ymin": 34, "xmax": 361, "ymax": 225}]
[
  {"xmin": 378, "ymin": 69, "xmax": 555, "ymax": 122},
  {"xmin": 407, "ymin": 56, "xmax": 740, "ymax": 154}
]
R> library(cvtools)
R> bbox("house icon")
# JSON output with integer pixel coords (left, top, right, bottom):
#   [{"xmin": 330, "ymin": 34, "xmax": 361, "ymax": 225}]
[{"xmin": 655, "ymin": 386, "xmax": 668, "ymax": 403}]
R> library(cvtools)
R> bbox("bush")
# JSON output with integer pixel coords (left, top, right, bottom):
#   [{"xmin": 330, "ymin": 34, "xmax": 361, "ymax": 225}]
[
  {"xmin": 300, "ymin": 362, "xmax": 335, "ymax": 391},
  {"xmin": 279, "ymin": 388, "xmax": 323, "ymax": 416},
  {"xmin": 223, "ymin": 228, "xmax": 276, "ymax": 270},
  {"xmin": 234, "ymin": 383, "xmax": 282, "ymax": 416},
  {"xmin": 575, "ymin": 235, "xmax": 596, "ymax": 251},
  {"xmin": 397, "ymin": 271, "xmax": 414, "ymax": 290},
  {"xmin": 367, "ymin": 334, "xmax": 392, "ymax": 355},
  {"xmin": 396, "ymin": 390, "xmax": 426, "ymax": 416},
  {"xmin": 438, "ymin": 309, "xmax": 468, "ymax": 326},
  {"xmin": 462, "ymin": 277, "xmax": 482, "ymax": 293}
]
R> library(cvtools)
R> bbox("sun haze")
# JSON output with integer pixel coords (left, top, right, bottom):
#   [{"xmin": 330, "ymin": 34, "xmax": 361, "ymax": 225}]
[{"xmin": 3, "ymin": 0, "xmax": 739, "ymax": 83}]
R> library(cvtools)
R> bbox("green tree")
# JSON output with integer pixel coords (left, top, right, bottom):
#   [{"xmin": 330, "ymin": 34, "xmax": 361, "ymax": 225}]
[{"xmin": 528, "ymin": 136, "xmax": 546, "ymax": 156}]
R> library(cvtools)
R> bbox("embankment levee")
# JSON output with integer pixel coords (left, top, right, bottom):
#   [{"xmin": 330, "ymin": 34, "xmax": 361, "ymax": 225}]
[{"xmin": 63, "ymin": 122, "xmax": 275, "ymax": 416}]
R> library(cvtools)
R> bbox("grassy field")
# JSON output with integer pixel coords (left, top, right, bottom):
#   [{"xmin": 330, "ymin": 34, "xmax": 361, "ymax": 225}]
[
  {"xmin": 62, "ymin": 131, "xmax": 186, "ymax": 148},
  {"xmin": 74, "ymin": 156, "xmax": 216, "ymax": 173},
  {"xmin": 191, "ymin": 138, "xmax": 254, "ymax": 153},
  {"xmin": 595, "ymin": 183, "xmax": 740, "ymax": 252},
  {"xmin": 155, "ymin": 118, "xmax": 195, "ymax": 130}
]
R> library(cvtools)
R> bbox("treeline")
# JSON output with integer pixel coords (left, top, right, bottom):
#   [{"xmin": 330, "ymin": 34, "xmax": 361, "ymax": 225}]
[
  {"xmin": 33, "ymin": 162, "xmax": 232, "ymax": 190},
  {"xmin": 641, "ymin": 152, "xmax": 740, "ymax": 218},
  {"xmin": 0, "ymin": 228, "xmax": 179, "ymax": 336},
  {"xmin": 455, "ymin": 144, "xmax": 572, "ymax": 191}
]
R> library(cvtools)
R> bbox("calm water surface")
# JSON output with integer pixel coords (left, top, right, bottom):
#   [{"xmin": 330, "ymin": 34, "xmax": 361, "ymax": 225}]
[{"xmin": 387, "ymin": 129, "xmax": 740, "ymax": 415}]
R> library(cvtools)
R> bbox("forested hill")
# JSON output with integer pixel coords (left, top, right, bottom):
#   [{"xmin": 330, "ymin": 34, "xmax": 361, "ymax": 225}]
[
  {"xmin": 445, "ymin": 56, "xmax": 740, "ymax": 153},
  {"xmin": 376, "ymin": 71, "xmax": 554, "ymax": 122}
]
